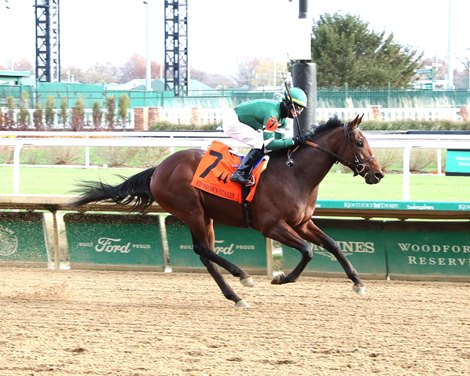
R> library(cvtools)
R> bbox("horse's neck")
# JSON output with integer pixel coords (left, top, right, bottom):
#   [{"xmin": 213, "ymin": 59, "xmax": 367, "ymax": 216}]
[
  {"xmin": 266, "ymin": 146, "xmax": 336, "ymax": 196},
  {"xmin": 297, "ymin": 146, "xmax": 337, "ymax": 188}
]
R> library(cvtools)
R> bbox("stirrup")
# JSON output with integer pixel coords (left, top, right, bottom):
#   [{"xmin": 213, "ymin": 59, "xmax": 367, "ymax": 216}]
[
  {"xmin": 244, "ymin": 176, "xmax": 255, "ymax": 187},
  {"xmin": 230, "ymin": 172, "xmax": 255, "ymax": 186}
]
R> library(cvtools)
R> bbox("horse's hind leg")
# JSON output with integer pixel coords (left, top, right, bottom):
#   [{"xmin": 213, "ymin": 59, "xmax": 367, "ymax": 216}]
[
  {"xmin": 191, "ymin": 224, "xmax": 253, "ymax": 285},
  {"xmin": 199, "ymin": 256, "xmax": 250, "ymax": 308},
  {"xmin": 300, "ymin": 220, "xmax": 365, "ymax": 296},
  {"xmin": 190, "ymin": 222, "xmax": 253, "ymax": 307},
  {"xmin": 192, "ymin": 237, "xmax": 253, "ymax": 286}
]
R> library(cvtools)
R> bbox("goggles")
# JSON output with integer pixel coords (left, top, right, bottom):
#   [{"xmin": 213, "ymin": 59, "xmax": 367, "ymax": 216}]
[{"xmin": 293, "ymin": 104, "xmax": 304, "ymax": 112}]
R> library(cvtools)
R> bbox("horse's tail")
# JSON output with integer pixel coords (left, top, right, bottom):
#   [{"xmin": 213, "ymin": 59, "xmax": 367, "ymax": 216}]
[{"xmin": 68, "ymin": 167, "xmax": 156, "ymax": 212}]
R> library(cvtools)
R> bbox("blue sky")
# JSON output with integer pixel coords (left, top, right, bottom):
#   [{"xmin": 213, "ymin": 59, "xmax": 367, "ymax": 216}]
[{"xmin": 0, "ymin": 0, "xmax": 467, "ymax": 75}]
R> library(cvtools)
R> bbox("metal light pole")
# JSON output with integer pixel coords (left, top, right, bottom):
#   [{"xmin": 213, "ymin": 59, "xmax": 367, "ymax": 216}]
[
  {"xmin": 143, "ymin": 1, "xmax": 151, "ymax": 91},
  {"xmin": 466, "ymin": 49, "xmax": 470, "ymax": 90},
  {"xmin": 447, "ymin": 0, "xmax": 454, "ymax": 89}
]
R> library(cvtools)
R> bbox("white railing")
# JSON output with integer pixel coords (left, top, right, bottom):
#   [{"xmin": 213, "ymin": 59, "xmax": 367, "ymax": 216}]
[
  {"xmin": 2, "ymin": 106, "xmax": 468, "ymax": 129},
  {"xmin": 1, "ymin": 131, "xmax": 470, "ymax": 200}
]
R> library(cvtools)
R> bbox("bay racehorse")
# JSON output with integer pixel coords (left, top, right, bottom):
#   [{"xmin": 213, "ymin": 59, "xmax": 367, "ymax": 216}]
[{"xmin": 69, "ymin": 114, "xmax": 384, "ymax": 308}]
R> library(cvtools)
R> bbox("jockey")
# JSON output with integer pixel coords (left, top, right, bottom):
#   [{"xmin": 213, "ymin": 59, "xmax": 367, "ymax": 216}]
[{"xmin": 222, "ymin": 87, "xmax": 308, "ymax": 186}]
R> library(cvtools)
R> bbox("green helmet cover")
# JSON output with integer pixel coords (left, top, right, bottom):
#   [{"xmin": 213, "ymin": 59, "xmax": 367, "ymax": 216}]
[{"xmin": 284, "ymin": 87, "xmax": 307, "ymax": 108}]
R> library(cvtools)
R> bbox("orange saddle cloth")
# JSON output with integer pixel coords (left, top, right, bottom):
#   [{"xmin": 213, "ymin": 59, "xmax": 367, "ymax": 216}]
[{"xmin": 190, "ymin": 140, "xmax": 268, "ymax": 203}]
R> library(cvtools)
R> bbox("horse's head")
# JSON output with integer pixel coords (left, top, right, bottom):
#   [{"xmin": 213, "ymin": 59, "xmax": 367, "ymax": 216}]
[
  {"xmin": 307, "ymin": 114, "xmax": 384, "ymax": 184},
  {"xmin": 339, "ymin": 114, "xmax": 384, "ymax": 184}
]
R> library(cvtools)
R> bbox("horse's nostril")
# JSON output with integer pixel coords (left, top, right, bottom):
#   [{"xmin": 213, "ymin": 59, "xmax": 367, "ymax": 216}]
[{"xmin": 375, "ymin": 172, "xmax": 385, "ymax": 180}]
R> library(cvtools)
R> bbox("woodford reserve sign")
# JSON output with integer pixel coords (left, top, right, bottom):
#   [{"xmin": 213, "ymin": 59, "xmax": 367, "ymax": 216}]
[{"xmin": 385, "ymin": 221, "xmax": 470, "ymax": 279}]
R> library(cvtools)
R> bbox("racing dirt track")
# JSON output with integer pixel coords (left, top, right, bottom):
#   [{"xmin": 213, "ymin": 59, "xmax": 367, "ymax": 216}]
[{"xmin": 0, "ymin": 268, "xmax": 469, "ymax": 376}]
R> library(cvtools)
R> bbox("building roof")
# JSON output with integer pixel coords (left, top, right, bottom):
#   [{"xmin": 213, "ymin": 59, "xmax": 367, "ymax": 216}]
[{"xmin": 0, "ymin": 70, "xmax": 32, "ymax": 84}]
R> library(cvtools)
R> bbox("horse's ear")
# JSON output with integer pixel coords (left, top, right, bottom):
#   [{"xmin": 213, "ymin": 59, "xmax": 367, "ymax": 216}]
[{"xmin": 348, "ymin": 114, "xmax": 361, "ymax": 131}]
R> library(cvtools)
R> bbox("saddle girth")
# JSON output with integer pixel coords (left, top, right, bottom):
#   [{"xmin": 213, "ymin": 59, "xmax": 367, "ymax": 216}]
[{"xmin": 241, "ymin": 185, "xmax": 253, "ymax": 228}]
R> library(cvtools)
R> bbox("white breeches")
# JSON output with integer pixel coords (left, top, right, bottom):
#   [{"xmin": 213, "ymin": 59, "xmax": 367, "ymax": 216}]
[{"xmin": 222, "ymin": 109, "xmax": 264, "ymax": 149}]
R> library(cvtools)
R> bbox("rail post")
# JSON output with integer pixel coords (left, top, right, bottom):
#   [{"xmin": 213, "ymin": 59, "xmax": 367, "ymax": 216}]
[{"xmin": 403, "ymin": 145, "xmax": 412, "ymax": 200}]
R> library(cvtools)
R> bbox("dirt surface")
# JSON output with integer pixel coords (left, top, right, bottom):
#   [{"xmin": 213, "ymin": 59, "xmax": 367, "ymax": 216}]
[{"xmin": 0, "ymin": 268, "xmax": 469, "ymax": 376}]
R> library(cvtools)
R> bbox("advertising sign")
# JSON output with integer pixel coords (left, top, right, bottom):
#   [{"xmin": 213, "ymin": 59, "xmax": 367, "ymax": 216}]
[
  {"xmin": 165, "ymin": 216, "xmax": 267, "ymax": 271},
  {"xmin": 445, "ymin": 149, "xmax": 470, "ymax": 176},
  {"xmin": 0, "ymin": 212, "xmax": 49, "ymax": 264},
  {"xmin": 283, "ymin": 219, "xmax": 387, "ymax": 278},
  {"xmin": 64, "ymin": 213, "xmax": 164, "ymax": 268},
  {"xmin": 316, "ymin": 199, "xmax": 470, "ymax": 213},
  {"xmin": 385, "ymin": 221, "xmax": 470, "ymax": 279}
]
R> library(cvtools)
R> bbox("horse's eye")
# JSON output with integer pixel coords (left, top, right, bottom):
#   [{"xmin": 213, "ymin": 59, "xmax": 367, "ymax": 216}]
[{"xmin": 357, "ymin": 140, "xmax": 364, "ymax": 147}]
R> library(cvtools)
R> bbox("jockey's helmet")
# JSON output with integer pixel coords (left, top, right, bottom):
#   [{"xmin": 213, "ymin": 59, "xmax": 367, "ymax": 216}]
[{"xmin": 283, "ymin": 87, "xmax": 308, "ymax": 109}]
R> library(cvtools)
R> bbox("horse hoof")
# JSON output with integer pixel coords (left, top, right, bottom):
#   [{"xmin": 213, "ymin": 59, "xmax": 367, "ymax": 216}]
[
  {"xmin": 353, "ymin": 285, "xmax": 366, "ymax": 297},
  {"xmin": 235, "ymin": 299, "xmax": 250, "ymax": 308},
  {"xmin": 240, "ymin": 277, "xmax": 254, "ymax": 287},
  {"xmin": 271, "ymin": 273, "xmax": 285, "ymax": 285}
]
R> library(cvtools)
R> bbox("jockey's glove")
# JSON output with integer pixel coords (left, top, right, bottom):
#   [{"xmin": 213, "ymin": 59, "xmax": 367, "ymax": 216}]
[{"xmin": 293, "ymin": 134, "xmax": 307, "ymax": 145}]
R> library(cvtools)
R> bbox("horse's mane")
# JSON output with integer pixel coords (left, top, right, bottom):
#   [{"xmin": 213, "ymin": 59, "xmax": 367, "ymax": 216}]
[
  {"xmin": 269, "ymin": 116, "xmax": 344, "ymax": 159},
  {"xmin": 309, "ymin": 116, "xmax": 343, "ymax": 139}
]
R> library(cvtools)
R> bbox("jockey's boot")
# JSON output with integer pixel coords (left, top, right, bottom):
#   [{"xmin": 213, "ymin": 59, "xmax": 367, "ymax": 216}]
[{"xmin": 230, "ymin": 148, "xmax": 264, "ymax": 186}]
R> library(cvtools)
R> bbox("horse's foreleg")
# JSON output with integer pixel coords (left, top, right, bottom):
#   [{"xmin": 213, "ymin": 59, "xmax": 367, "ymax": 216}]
[
  {"xmin": 265, "ymin": 222, "xmax": 313, "ymax": 285},
  {"xmin": 271, "ymin": 241, "xmax": 313, "ymax": 285},
  {"xmin": 300, "ymin": 220, "xmax": 364, "ymax": 295},
  {"xmin": 199, "ymin": 256, "xmax": 250, "ymax": 308}
]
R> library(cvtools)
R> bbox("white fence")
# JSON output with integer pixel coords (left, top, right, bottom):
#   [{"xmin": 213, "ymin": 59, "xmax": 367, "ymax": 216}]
[
  {"xmin": 157, "ymin": 107, "xmax": 467, "ymax": 124},
  {"xmin": 1, "ymin": 130, "xmax": 470, "ymax": 200},
  {"xmin": 2, "ymin": 106, "xmax": 468, "ymax": 129},
  {"xmin": 319, "ymin": 107, "xmax": 464, "ymax": 122}
]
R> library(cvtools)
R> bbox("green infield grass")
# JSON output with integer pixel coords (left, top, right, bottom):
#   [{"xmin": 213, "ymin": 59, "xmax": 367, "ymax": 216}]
[{"xmin": 1, "ymin": 166, "xmax": 469, "ymax": 202}]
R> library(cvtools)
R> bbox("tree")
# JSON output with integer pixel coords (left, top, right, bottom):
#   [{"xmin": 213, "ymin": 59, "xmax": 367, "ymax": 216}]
[
  {"xmin": 14, "ymin": 58, "xmax": 33, "ymax": 72},
  {"xmin": 33, "ymin": 101, "xmax": 44, "ymax": 131},
  {"xmin": 420, "ymin": 57, "xmax": 447, "ymax": 80},
  {"xmin": 6, "ymin": 96, "xmax": 15, "ymax": 129},
  {"xmin": 19, "ymin": 92, "xmax": 30, "ymax": 130},
  {"xmin": 311, "ymin": 13, "xmax": 422, "ymax": 88},
  {"xmin": 92, "ymin": 101, "xmax": 103, "ymax": 130},
  {"xmin": 61, "ymin": 66, "xmax": 85, "ymax": 82},
  {"xmin": 45, "ymin": 96, "xmax": 56, "ymax": 128},
  {"xmin": 106, "ymin": 96, "xmax": 116, "ymax": 129},
  {"xmin": 72, "ymin": 97, "xmax": 86, "ymax": 131},
  {"xmin": 252, "ymin": 59, "xmax": 287, "ymax": 88},
  {"xmin": 115, "ymin": 54, "xmax": 162, "ymax": 83},
  {"xmin": 233, "ymin": 59, "xmax": 259, "ymax": 88},
  {"xmin": 84, "ymin": 63, "xmax": 120, "ymax": 83},
  {"xmin": 60, "ymin": 97, "xmax": 69, "ymax": 127},
  {"xmin": 61, "ymin": 63, "xmax": 119, "ymax": 83},
  {"xmin": 190, "ymin": 68, "xmax": 235, "ymax": 88},
  {"xmin": 118, "ymin": 94, "xmax": 130, "ymax": 127},
  {"xmin": 119, "ymin": 54, "xmax": 146, "ymax": 82}
]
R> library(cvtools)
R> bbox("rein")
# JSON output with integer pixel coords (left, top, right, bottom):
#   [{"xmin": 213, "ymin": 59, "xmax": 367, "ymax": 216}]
[{"xmin": 304, "ymin": 123, "xmax": 376, "ymax": 176}]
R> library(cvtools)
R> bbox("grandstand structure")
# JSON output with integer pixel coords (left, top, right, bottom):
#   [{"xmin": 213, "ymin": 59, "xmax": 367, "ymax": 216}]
[{"xmin": 34, "ymin": 0, "xmax": 60, "ymax": 83}]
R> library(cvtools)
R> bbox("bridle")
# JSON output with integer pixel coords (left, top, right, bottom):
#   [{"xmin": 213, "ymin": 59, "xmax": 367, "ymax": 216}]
[{"xmin": 303, "ymin": 123, "xmax": 376, "ymax": 176}]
